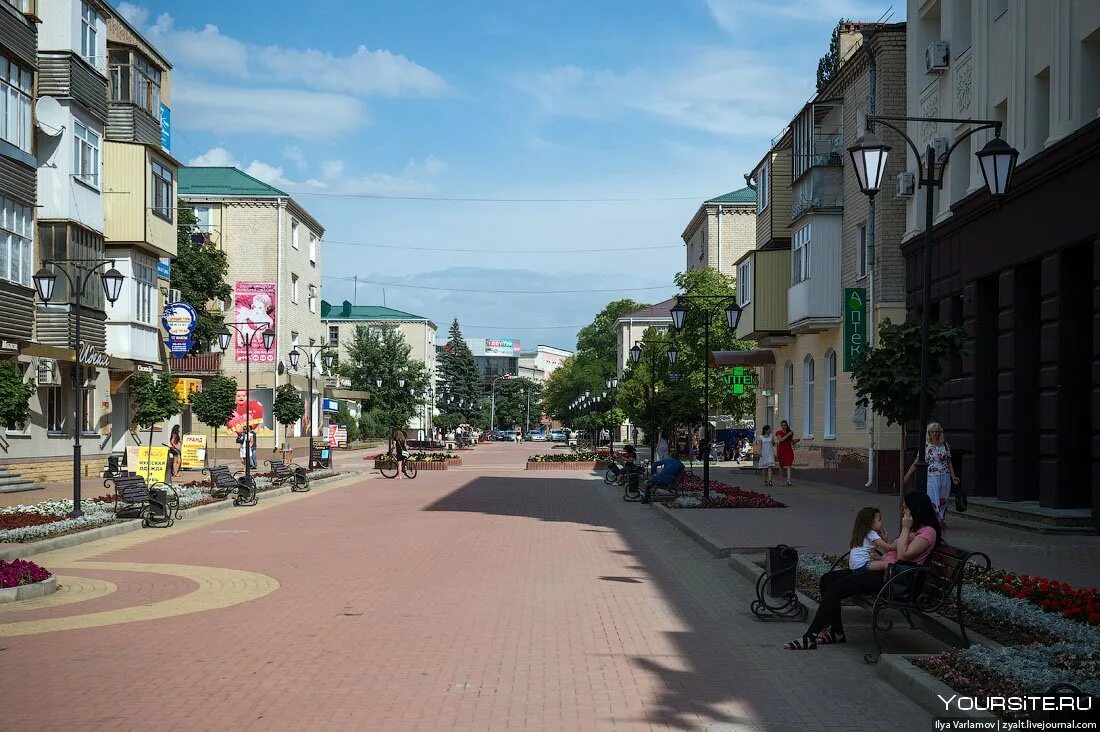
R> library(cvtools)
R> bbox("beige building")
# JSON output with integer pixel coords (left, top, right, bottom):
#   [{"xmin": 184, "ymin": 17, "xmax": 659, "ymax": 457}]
[
  {"xmin": 681, "ymin": 188, "xmax": 757, "ymax": 275},
  {"xmin": 177, "ymin": 166, "xmax": 325, "ymax": 449}
]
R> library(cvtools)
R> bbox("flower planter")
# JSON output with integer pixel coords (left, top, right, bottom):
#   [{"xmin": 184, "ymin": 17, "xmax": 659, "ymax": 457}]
[
  {"xmin": 444, "ymin": 457, "xmax": 462, "ymax": 467},
  {"xmin": 525, "ymin": 461, "xmax": 609, "ymax": 471},
  {"xmin": 0, "ymin": 574, "xmax": 57, "ymax": 603}
]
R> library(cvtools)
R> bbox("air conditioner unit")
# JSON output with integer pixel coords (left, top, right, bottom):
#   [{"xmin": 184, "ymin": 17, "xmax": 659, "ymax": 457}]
[
  {"xmin": 896, "ymin": 172, "xmax": 916, "ymax": 197},
  {"xmin": 926, "ymin": 41, "xmax": 950, "ymax": 73},
  {"xmin": 167, "ymin": 288, "xmax": 181, "ymax": 304},
  {"xmin": 36, "ymin": 359, "xmax": 59, "ymax": 386},
  {"xmin": 931, "ymin": 136, "xmax": 952, "ymax": 163}
]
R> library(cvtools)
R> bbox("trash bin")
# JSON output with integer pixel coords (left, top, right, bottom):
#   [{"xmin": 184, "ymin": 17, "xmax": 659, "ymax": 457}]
[
  {"xmin": 146, "ymin": 488, "xmax": 171, "ymax": 526},
  {"xmin": 765, "ymin": 544, "xmax": 798, "ymax": 598}
]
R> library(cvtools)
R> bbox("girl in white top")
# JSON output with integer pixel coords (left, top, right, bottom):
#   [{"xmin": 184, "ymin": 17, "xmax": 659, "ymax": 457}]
[
  {"xmin": 848, "ymin": 507, "xmax": 895, "ymax": 570},
  {"xmin": 756, "ymin": 425, "xmax": 778, "ymax": 487}
]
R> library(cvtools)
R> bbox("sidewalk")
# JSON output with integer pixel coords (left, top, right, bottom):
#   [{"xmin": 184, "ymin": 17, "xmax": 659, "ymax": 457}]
[{"xmin": 667, "ymin": 464, "xmax": 1100, "ymax": 587}]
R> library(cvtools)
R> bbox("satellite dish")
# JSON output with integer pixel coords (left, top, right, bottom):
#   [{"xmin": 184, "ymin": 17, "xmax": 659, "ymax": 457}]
[{"xmin": 35, "ymin": 97, "xmax": 65, "ymax": 137}]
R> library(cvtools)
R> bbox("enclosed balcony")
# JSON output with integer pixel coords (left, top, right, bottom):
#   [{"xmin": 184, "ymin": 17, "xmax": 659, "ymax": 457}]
[
  {"xmin": 734, "ymin": 250, "xmax": 791, "ymax": 345},
  {"xmin": 790, "ymin": 99, "xmax": 844, "ymax": 222},
  {"xmin": 787, "ymin": 217, "xmax": 841, "ymax": 333}
]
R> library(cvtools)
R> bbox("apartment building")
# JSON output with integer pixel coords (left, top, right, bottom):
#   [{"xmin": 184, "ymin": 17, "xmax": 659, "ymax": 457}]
[
  {"xmin": 680, "ymin": 188, "xmax": 756, "ymax": 275},
  {"xmin": 178, "ymin": 166, "xmax": 325, "ymax": 450},
  {"xmin": 904, "ymin": 0, "xmax": 1100, "ymax": 523},
  {"xmin": 736, "ymin": 23, "xmax": 909, "ymax": 491},
  {"xmin": 518, "ymin": 345, "xmax": 572, "ymax": 384},
  {"xmin": 613, "ymin": 298, "xmax": 675, "ymax": 442}
]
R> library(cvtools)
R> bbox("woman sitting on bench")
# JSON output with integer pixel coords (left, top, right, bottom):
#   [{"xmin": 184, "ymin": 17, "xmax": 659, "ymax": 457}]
[
  {"xmin": 646, "ymin": 449, "xmax": 684, "ymax": 490},
  {"xmin": 783, "ymin": 491, "xmax": 942, "ymax": 650}
]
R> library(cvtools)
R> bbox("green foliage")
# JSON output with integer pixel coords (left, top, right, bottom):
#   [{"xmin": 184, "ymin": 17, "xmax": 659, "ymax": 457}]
[
  {"xmin": 437, "ymin": 319, "xmax": 481, "ymax": 419},
  {"xmin": 490, "ymin": 377, "xmax": 542, "ymax": 430},
  {"xmin": 171, "ymin": 201, "xmax": 233, "ymax": 353},
  {"xmin": 433, "ymin": 412, "xmax": 465, "ymax": 431},
  {"xmin": 816, "ymin": 20, "xmax": 847, "ymax": 92},
  {"xmin": 130, "ymin": 373, "xmax": 181, "ymax": 430},
  {"xmin": 852, "ymin": 318, "xmax": 969, "ymax": 427},
  {"xmin": 575, "ymin": 298, "xmax": 648, "ymax": 364},
  {"xmin": 339, "ymin": 324, "xmax": 430, "ymax": 432},
  {"xmin": 189, "ymin": 375, "xmax": 237, "ymax": 428},
  {"xmin": 0, "ymin": 362, "xmax": 34, "ymax": 430},
  {"xmin": 272, "ymin": 383, "xmax": 304, "ymax": 427},
  {"xmin": 357, "ymin": 408, "xmax": 391, "ymax": 440}
]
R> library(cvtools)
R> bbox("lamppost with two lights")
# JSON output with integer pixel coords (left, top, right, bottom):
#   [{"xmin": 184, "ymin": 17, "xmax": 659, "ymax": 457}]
[
  {"xmin": 629, "ymin": 339, "xmax": 678, "ymax": 503},
  {"xmin": 288, "ymin": 344, "xmax": 335, "ymax": 469},
  {"xmin": 218, "ymin": 323, "xmax": 275, "ymax": 484}
]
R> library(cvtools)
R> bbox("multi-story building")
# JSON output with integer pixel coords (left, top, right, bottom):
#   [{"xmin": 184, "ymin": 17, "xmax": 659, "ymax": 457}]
[
  {"xmin": 177, "ymin": 166, "xmax": 325, "ymax": 450},
  {"xmin": 680, "ymin": 188, "xmax": 756, "ymax": 275},
  {"xmin": 904, "ymin": 0, "xmax": 1100, "ymax": 524},
  {"xmin": 464, "ymin": 338, "xmax": 521, "ymax": 383},
  {"xmin": 518, "ymin": 345, "xmax": 572, "ymax": 384},
  {"xmin": 613, "ymin": 298, "xmax": 676, "ymax": 442},
  {"xmin": 736, "ymin": 22, "xmax": 909, "ymax": 491}
]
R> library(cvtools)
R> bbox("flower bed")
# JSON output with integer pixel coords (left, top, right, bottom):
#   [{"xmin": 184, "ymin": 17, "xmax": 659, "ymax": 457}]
[
  {"xmin": 972, "ymin": 568, "xmax": 1100, "ymax": 626},
  {"xmin": 664, "ymin": 475, "xmax": 785, "ymax": 509},
  {"xmin": 0, "ymin": 559, "xmax": 50, "ymax": 588},
  {"xmin": 525, "ymin": 461, "xmax": 606, "ymax": 471},
  {"xmin": 529, "ymin": 452, "xmax": 599, "ymax": 462}
]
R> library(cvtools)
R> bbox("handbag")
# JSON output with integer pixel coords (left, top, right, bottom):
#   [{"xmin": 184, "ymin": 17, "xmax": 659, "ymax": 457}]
[
  {"xmin": 954, "ymin": 478, "xmax": 968, "ymax": 513},
  {"xmin": 885, "ymin": 560, "xmax": 922, "ymax": 601}
]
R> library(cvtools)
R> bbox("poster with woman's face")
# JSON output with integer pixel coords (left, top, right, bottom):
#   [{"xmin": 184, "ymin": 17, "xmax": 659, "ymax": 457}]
[{"xmin": 233, "ymin": 282, "xmax": 276, "ymax": 364}]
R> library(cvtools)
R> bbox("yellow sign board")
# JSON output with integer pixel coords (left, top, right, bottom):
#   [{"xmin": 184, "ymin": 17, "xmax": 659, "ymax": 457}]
[
  {"xmin": 180, "ymin": 434, "xmax": 206, "ymax": 470},
  {"xmin": 126, "ymin": 446, "xmax": 169, "ymax": 484},
  {"xmin": 175, "ymin": 378, "xmax": 202, "ymax": 404}
]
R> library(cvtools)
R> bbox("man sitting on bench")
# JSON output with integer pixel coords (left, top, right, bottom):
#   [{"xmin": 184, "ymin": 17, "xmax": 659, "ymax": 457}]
[{"xmin": 643, "ymin": 448, "xmax": 684, "ymax": 503}]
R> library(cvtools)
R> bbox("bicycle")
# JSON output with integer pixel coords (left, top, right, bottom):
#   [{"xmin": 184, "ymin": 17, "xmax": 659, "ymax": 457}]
[{"xmin": 377, "ymin": 450, "xmax": 418, "ymax": 479}]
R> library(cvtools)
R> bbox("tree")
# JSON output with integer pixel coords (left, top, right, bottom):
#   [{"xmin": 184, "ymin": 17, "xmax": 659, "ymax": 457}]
[
  {"xmin": 171, "ymin": 201, "xmax": 233, "ymax": 353},
  {"xmin": 130, "ymin": 373, "xmax": 182, "ymax": 477},
  {"xmin": 0, "ymin": 362, "xmax": 34, "ymax": 430},
  {"xmin": 437, "ymin": 319, "xmax": 481, "ymax": 424},
  {"xmin": 189, "ymin": 375, "xmax": 237, "ymax": 467},
  {"xmin": 816, "ymin": 20, "xmax": 846, "ymax": 92},
  {"xmin": 490, "ymin": 377, "xmax": 542, "ymax": 430},
  {"xmin": 272, "ymin": 383, "xmax": 305, "ymax": 443},
  {"xmin": 340, "ymin": 325, "xmax": 430, "ymax": 436}
]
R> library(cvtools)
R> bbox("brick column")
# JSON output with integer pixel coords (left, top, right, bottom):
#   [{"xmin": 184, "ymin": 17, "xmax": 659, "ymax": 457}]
[{"xmin": 1037, "ymin": 254, "xmax": 1062, "ymax": 503}]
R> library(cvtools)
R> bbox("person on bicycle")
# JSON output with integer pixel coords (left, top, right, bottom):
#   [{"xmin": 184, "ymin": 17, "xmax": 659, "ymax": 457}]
[{"xmin": 393, "ymin": 429, "xmax": 409, "ymax": 479}]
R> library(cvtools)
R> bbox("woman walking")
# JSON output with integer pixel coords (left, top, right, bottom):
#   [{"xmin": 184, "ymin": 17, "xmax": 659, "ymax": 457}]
[
  {"xmin": 169, "ymin": 425, "xmax": 183, "ymax": 477},
  {"xmin": 756, "ymin": 425, "xmax": 778, "ymax": 487},
  {"xmin": 904, "ymin": 422, "xmax": 959, "ymax": 525},
  {"xmin": 393, "ymin": 429, "xmax": 409, "ymax": 479},
  {"xmin": 775, "ymin": 420, "xmax": 797, "ymax": 486}
]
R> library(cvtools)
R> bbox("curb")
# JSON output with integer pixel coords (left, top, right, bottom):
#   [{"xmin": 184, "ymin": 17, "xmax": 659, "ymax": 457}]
[
  {"xmin": 0, "ymin": 574, "xmax": 57, "ymax": 603},
  {"xmin": 878, "ymin": 653, "xmax": 998, "ymax": 721},
  {"xmin": 650, "ymin": 502, "xmax": 731, "ymax": 557},
  {"xmin": 0, "ymin": 472, "xmax": 362, "ymax": 561}
]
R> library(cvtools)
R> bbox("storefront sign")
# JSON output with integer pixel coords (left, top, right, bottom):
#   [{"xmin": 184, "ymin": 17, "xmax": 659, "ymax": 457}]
[
  {"xmin": 136, "ymin": 363, "xmax": 154, "ymax": 373},
  {"xmin": 843, "ymin": 288, "xmax": 867, "ymax": 371},
  {"xmin": 162, "ymin": 302, "xmax": 198, "ymax": 358},
  {"xmin": 78, "ymin": 341, "xmax": 111, "ymax": 367},
  {"xmin": 327, "ymin": 425, "xmax": 347, "ymax": 447},
  {"xmin": 157, "ymin": 259, "xmax": 171, "ymax": 279},
  {"xmin": 126, "ymin": 446, "xmax": 169, "ymax": 483},
  {"xmin": 174, "ymin": 377, "xmax": 202, "ymax": 404},
  {"xmin": 322, "ymin": 398, "xmax": 339, "ymax": 412},
  {"xmin": 180, "ymin": 434, "xmax": 206, "ymax": 469},
  {"xmin": 232, "ymin": 282, "xmax": 277, "ymax": 364},
  {"xmin": 0, "ymin": 340, "xmax": 18, "ymax": 353},
  {"xmin": 160, "ymin": 103, "xmax": 171, "ymax": 152},
  {"xmin": 724, "ymin": 366, "xmax": 757, "ymax": 396}
]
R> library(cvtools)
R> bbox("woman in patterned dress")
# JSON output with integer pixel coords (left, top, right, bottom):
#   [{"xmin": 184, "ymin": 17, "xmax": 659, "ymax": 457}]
[{"xmin": 903, "ymin": 422, "xmax": 959, "ymax": 525}]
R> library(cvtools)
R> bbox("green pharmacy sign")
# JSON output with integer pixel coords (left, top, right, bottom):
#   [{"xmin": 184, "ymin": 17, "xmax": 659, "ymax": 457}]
[
  {"xmin": 723, "ymin": 366, "xmax": 756, "ymax": 396},
  {"xmin": 843, "ymin": 288, "xmax": 867, "ymax": 371}
]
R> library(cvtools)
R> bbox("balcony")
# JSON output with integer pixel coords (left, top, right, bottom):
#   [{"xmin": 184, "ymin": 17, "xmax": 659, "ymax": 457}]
[
  {"xmin": 734, "ymin": 250, "xmax": 791, "ymax": 345},
  {"xmin": 787, "ymin": 217, "xmax": 841, "ymax": 333},
  {"xmin": 167, "ymin": 352, "xmax": 222, "ymax": 375},
  {"xmin": 791, "ymin": 166, "xmax": 844, "ymax": 221}
]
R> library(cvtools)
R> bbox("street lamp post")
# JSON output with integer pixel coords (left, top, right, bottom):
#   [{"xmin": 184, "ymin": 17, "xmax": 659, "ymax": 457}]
[
  {"xmin": 630, "ymin": 339, "xmax": 677, "ymax": 503},
  {"xmin": 605, "ymin": 377, "xmax": 618, "ymax": 459},
  {"xmin": 288, "ymin": 344, "xmax": 335, "ymax": 470},
  {"xmin": 848, "ymin": 116, "xmax": 1018, "ymax": 494},
  {"xmin": 669, "ymin": 297, "xmax": 742, "ymax": 503},
  {"xmin": 33, "ymin": 260, "xmax": 125, "ymax": 517},
  {"xmin": 218, "ymin": 323, "xmax": 276, "ymax": 484},
  {"xmin": 489, "ymin": 373, "xmax": 513, "ymax": 433}
]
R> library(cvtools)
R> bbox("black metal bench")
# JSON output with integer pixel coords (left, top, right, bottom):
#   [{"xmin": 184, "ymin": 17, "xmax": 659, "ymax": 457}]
[
  {"xmin": 266, "ymin": 459, "xmax": 310, "ymax": 492},
  {"xmin": 104, "ymin": 473, "xmax": 179, "ymax": 528},
  {"xmin": 203, "ymin": 465, "xmax": 258, "ymax": 506},
  {"xmin": 827, "ymin": 544, "xmax": 991, "ymax": 663}
]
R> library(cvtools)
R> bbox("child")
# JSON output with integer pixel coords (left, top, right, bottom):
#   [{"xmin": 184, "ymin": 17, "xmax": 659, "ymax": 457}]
[{"xmin": 848, "ymin": 507, "xmax": 894, "ymax": 571}]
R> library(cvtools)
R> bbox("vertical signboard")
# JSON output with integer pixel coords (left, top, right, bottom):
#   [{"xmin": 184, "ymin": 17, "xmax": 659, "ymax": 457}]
[
  {"xmin": 233, "ymin": 282, "xmax": 277, "ymax": 363},
  {"xmin": 160, "ymin": 104, "xmax": 171, "ymax": 152},
  {"xmin": 843, "ymin": 288, "xmax": 867, "ymax": 371}
]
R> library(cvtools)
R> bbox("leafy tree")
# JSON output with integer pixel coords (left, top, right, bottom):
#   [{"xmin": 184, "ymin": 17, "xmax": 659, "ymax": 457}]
[
  {"xmin": 0, "ymin": 362, "xmax": 34, "ymax": 430},
  {"xmin": 130, "ymin": 373, "xmax": 182, "ymax": 477},
  {"xmin": 490, "ymin": 377, "xmax": 542, "ymax": 431},
  {"xmin": 339, "ymin": 325, "xmax": 430, "ymax": 435},
  {"xmin": 171, "ymin": 201, "xmax": 233, "ymax": 353},
  {"xmin": 189, "ymin": 375, "xmax": 237, "ymax": 468},
  {"xmin": 816, "ymin": 20, "xmax": 846, "ymax": 92},
  {"xmin": 437, "ymin": 319, "xmax": 481, "ymax": 424},
  {"xmin": 272, "ymin": 383, "xmax": 304, "ymax": 434},
  {"xmin": 575, "ymin": 299, "xmax": 648, "ymax": 364}
]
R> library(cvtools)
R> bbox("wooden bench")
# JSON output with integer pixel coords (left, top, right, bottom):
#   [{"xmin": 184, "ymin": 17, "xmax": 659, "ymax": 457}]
[
  {"xmin": 266, "ymin": 459, "xmax": 310, "ymax": 492},
  {"xmin": 204, "ymin": 465, "xmax": 258, "ymax": 506},
  {"xmin": 104, "ymin": 473, "xmax": 179, "ymax": 528},
  {"xmin": 827, "ymin": 544, "xmax": 991, "ymax": 663}
]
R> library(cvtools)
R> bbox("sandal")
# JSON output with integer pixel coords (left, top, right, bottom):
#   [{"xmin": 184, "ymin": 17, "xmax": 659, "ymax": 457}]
[
  {"xmin": 783, "ymin": 635, "xmax": 817, "ymax": 650},
  {"xmin": 815, "ymin": 629, "xmax": 846, "ymax": 645}
]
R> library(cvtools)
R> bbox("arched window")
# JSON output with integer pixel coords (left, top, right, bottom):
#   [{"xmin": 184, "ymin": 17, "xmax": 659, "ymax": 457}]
[
  {"xmin": 824, "ymin": 350, "xmax": 837, "ymax": 437},
  {"xmin": 783, "ymin": 361, "xmax": 794, "ymax": 426},
  {"xmin": 804, "ymin": 355, "xmax": 815, "ymax": 437}
]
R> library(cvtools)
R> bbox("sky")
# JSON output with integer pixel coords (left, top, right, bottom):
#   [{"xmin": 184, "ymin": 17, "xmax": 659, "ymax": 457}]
[{"xmin": 117, "ymin": 0, "xmax": 901, "ymax": 351}]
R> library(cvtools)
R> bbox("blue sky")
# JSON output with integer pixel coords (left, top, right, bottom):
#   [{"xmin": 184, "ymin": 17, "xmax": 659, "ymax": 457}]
[{"xmin": 118, "ymin": 0, "xmax": 900, "ymax": 350}]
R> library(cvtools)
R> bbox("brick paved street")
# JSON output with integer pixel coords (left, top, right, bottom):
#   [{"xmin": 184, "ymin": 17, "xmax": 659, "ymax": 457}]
[{"xmin": 1, "ymin": 443, "xmax": 935, "ymax": 731}]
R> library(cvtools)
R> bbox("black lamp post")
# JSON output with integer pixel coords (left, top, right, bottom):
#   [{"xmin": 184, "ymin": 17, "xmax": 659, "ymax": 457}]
[
  {"xmin": 288, "ymin": 343, "xmax": 335, "ymax": 469},
  {"xmin": 629, "ymin": 338, "xmax": 677, "ymax": 503},
  {"xmin": 605, "ymin": 377, "xmax": 618, "ymax": 458},
  {"xmin": 33, "ymin": 260, "xmax": 125, "ymax": 517},
  {"xmin": 218, "ymin": 323, "xmax": 276, "ymax": 484},
  {"xmin": 848, "ymin": 116, "xmax": 1018, "ymax": 494},
  {"xmin": 669, "ymin": 296, "xmax": 742, "ymax": 503}
]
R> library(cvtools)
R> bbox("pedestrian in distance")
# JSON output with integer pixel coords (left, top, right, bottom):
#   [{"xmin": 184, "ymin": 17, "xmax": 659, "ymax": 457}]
[
  {"xmin": 632, "ymin": 426, "xmax": 639, "ymax": 446},
  {"xmin": 168, "ymin": 424, "xmax": 182, "ymax": 477},
  {"xmin": 756, "ymin": 425, "xmax": 778, "ymax": 487},
  {"xmin": 237, "ymin": 426, "xmax": 256, "ymax": 471},
  {"xmin": 903, "ymin": 422, "xmax": 959, "ymax": 526},
  {"xmin": 775, "ymin": 419, "xmax": 798, "ymax": 486}
]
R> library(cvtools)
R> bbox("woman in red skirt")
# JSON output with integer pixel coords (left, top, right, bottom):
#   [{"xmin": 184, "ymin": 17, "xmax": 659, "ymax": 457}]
[{"xmin": 775, "ymin": 419, "xmax": 798, "ymax": 486}]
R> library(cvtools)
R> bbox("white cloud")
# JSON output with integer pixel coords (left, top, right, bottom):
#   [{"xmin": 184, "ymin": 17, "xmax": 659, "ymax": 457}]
[
  {"xmin": 147, "ymin": 14, "xmax": 249, "ymax": 75},
  {"xmin": 173, "ymin": 79, "xmax": 367, "ymax": 138},
  {"xmin": 254, "ymin": 45, "xmax": 447, "ymax": 97},
  {"xmin": 187, "ymin": 147, "xmax": 239, "ymax": 166},
  {"xmin": 321, "ymin": 160, "xmax": 344, "ymax": 179},
  {"xmin": 705, "ymin": 0, "xmax": 897, "ymax": 34},
  {"xmin": 281, "ymin": 145, "xmax": 307, "ymax": 170},
  {"xmin": 116, "ymin": 2, "xmax": 149, "ymax": 27},
  {"xmin": 403, "ymin": 155, "xmax": 446, "ymax": 177}
]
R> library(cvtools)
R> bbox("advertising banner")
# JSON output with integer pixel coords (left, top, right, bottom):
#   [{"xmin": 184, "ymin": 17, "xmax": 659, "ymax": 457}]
[
  {"xmin": 219, "ymin": 388, "xmax": 275, "ymax": 437},
  {"xmin": 232, "ymin": 282, "xmax": 277, "ymax": 364},
  {"xmin": 180, "ymin": 434, "xmax": 206, "ymax": 469},
  {"xmin": 484, "ymin": 338, "xmax": 520, "ymax": 356},
  {"xmin": 174, "ymin": 377, "xmax": 202, "ymax": 404},
  {"xmin": 126, "ymin": 446, "xmax": 169, "ymax": 484},
  {"xmin": 162, "ymin": 302, "xmax": 198, "ymax": 359},
  {"xmin": 334, "ymin": 426, "xmax": 348, "ymax": 447},
  {"xmin": 843, "ymin": 288, "xmax": 868, "ymax": 371}
]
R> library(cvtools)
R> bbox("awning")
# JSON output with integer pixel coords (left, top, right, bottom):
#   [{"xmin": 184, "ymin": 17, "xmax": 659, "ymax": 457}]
[
  {"xmin": 330, "ymin": 389, "xmax": 371, "ymax": 400},
  {"xmin": 709, "ymin": 350, "xmax": 777, "ymax": 368}
]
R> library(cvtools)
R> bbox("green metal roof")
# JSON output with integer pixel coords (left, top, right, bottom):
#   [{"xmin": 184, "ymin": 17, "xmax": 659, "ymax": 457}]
[
  {"xmin": 706, "ymin": 186, "xmax": 756, "ymax": 205},
  {"xmin": 178, "ymin": 167, "xmax": 289, "ymax": 197},
  {"xmin": 320, "ymin": 300, "xmax": 428, "ymax": 321}
]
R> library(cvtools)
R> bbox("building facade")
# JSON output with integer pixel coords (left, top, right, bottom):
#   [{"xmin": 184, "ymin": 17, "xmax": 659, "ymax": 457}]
[
  {"xmin": 518, "ymin": 345, "xmax": 572, "ymax": 384},
  {"xmin": 465, "ymin": 338, "xmax": 521, "ymax": 383},
  {"xmin": 178, "ymin": 166, "xmax": 325, "ymax": 450},
  {"xmin": 904, "ymin": 0, "xmax": 1100, "ymax": 523},
  {"xmin": 681, "ymin": 188, "xmax": 757, "ymax": 276}
]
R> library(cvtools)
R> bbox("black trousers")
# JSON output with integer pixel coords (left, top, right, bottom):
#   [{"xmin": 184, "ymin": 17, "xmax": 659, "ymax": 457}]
[{"xmin": 807, "ymin": 569, "xmax": 885, "ymax": 635}]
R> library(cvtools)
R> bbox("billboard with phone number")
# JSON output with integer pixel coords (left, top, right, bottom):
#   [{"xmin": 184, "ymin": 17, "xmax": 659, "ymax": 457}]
[{"xmin": 485, "ymin": 339, "xmax": 520, "ymax": 356}]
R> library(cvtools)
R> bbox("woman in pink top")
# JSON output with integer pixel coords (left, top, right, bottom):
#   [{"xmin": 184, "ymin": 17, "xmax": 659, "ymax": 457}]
[{"xmin": 784, "ymin": 492, "xmax": 941, "ymax": 649}]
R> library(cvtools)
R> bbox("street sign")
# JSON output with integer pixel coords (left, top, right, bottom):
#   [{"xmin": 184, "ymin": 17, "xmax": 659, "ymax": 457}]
[
  {"xmin": 843, "ymin": 288, "xmax": 867, "ymax": 371},
  {"xmin": 668, "ymin": 373, "xmax": 683, "ymax": 382}
]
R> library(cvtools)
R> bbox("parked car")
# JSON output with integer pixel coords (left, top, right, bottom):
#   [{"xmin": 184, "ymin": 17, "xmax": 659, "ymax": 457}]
[
  {"xmin": 527, "ymin": 432, "xmax": 546, "ymax": 442},
  {"xmin": 499, "ymin": 430, "xmax": 517, "ymax": 442},
  {"xmin": 548, "ymin": 429, "xmax": 567, "ymax": 442}
]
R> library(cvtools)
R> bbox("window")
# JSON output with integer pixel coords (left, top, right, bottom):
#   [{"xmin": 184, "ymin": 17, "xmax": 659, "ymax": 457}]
[
  {"xmin": 80, "ymin": 2, "xmax": 99, "ymax": 67},
  {"xmin": 0, "ymin": 56, "xmax": 33, "ymax": 153},
  {"xmin": 151, "ymin": 160, "xmax": 173, "ymax": 221},
  {"xmin": 73, "ymin": 120, "xmax": 100, "ymax": 188},
  {"xmin": 792, "ymin": 223, "xmax": 811, "ymax": 284},
  {"xmin": 81, "ymin": 382, "xmax": 95, "ymax": 433},
  {"xmin": 291, "ymin": 219, "xmax": 300, "ymax": 249},
  {"xmin": 44, "ymin": 386, "xmax": 63, "ymax": 433},
  {"xmin": 132, "ymin": 259, "xmax": 155, "ymax": 324},
  {"xmin": 824, "ymin": 350, "xmax": 837, "ymax": 437},
  {"xmin": 784, "ymin": 361, "xmax": 794, "ymax": 426},
  {"xmin": 193, "ymin": 205, "xmax": 212, "ymax": 231},
  {"xmin": 309, "ymin": 233, "xmax": 317, "ymax": 264},
  {"xmin": 328, "ymin": 325, "xmax": 339, "ymax": 347},
  {"xmin": 737, "ymin": 259, "xmax": 752, "ymax": 306},
  {"xmin": 0, "ymin": 196, "xmax": 32, "ymax": 286},
  {"xmin": 38, "ymin": 223, "xmax": 105, "ymax": 309},
  {"xmin": 803, "ymin": 355, "xmax": 815, "ymax": 437},
  {"xmin": 108, "ymin": 49, "xmax": 162, "ymax": 115},
  {"xmin": 857, "ymin": 224, "xmax": 867, "ymax": 279},
  {"xmin": 756, "ymin": 162, "xmax": 770, "ymax": 213},
  {"xmin": 291, "ymin": 274, "xmax": 299, "ymax": 303},
  {"xmin": 308, "ymin": 285, "xmax": 317, "ymax": 314}
]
